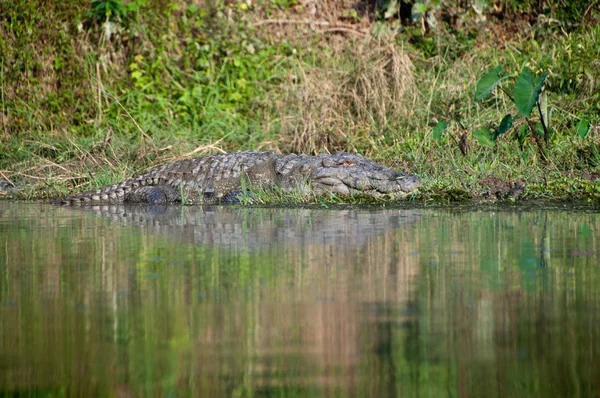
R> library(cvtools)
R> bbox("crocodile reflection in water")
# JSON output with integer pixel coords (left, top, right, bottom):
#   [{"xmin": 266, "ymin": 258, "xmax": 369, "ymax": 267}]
[{"xmin": 67, "ymin": 204, "xmax": 421, "ymax": 250}]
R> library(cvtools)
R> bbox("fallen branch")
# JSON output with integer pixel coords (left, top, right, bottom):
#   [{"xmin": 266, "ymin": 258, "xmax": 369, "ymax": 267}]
[{"xmin": 254, "ymin": 19, "xmax": 367, "ymax": 36}]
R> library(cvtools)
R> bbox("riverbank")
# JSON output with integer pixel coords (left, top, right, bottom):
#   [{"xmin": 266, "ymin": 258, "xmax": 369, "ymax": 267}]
[{"xmin": 1, "ymin": 1, "xmax": 599, "ymax": 203}]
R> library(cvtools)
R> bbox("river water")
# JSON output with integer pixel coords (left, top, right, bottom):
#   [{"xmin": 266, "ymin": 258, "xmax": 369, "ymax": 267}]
[{"xmin": 0, "ymin": 202, "xmax": 599, "ymax": 396}]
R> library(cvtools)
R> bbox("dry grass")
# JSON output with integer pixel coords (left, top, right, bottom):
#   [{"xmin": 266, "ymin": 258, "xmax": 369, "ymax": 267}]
[{"xmin": 279, "ymin": 41, "xmax": 416, "ymax": 154}]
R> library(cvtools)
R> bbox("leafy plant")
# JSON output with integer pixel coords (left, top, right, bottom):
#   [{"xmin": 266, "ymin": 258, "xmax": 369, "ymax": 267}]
[
  {"xmin": 85, "ymin": 0, "xmax": 147, "ymax": 23},
  {"xmin": 436, "ymin": 64, "xmax": 593, "ymax": 161},
  {"xmin": 86, "ymin": 0, "xmax": 127, "ymax": 22},
  {"xmin": 475, "ymin": 66, "xmax": 550, "ymax": 160}
]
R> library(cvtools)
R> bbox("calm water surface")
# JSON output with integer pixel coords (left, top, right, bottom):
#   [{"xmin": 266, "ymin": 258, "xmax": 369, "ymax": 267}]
[{"xmin": 1, "ymin": 202, "xmax": 599, "ymax": 396}]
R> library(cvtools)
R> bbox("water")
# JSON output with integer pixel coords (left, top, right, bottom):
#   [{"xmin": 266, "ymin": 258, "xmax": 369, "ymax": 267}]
[{"xmin": 0, "ymin": 202, "xmax": 599, "ymax": 396}]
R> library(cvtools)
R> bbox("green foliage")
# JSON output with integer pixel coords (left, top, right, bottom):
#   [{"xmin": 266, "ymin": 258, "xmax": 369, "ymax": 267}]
[
  {"xmin": 85, "ymin": 0, "xmax": 147, "ymax": 23},
  {"xmin": 493, "ymin": 114, "xmax": 513, "ymax": 140},
  {"xmin": 521, "ymin": 22, "xmax": 600, "ymax": 98},
  {"xmin": 113, "ymin": 1, "xmax": 297, "ymax": 144},
  {"xmin": 473, "ymin": 127, "xmax": 494, "ymax": 148},
  {"xmin": 272, "ymin": 0, "xmax": 298, "ymax": 8},
  {"xmin": 86, "ymin": 0, "xmax": 127, "ymax": 22},
  {"xmin": 505, "ymin": 0, "xmax": 595, "ymax": 27},
  {"xmin": 513, "ymin": 68, "xmax": 548, "ymax": 118},
  {"xmin": 432, "ymin": 119, "xmax": 449, "ymax": 141},
  {"xmin": 474, "ymin": 66, "xmax": 552, "ymax": 159},
  {"xmin": 576, "ymin": 119, "xmax": 590, "ymax": 139},
  {"xmin": 475, "ymin": 66, "xmax": 510, "ymax": 101}
]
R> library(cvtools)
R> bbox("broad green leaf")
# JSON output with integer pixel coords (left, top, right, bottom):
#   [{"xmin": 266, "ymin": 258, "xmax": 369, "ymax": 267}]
[
  {"xmin": 514, "ymin": 68, "xmax": 548, "ymax": 117},
  {"xmin": 576, "ymin": 119, "xmax": 590, "ymax": 138},
  {"xmin": 432, "ymin": 119, "xmax": 449, "ymax": 141},
  {"xmin": 475, "ymin": 66, "xmax": 509, "ymax": 101},
  {"xmin": 493, "ymin": 114, "xmax": 513, "ymax": 140},
  {"xmin": 473, "ymin": 127, "xmax": 494, "ymax": 148}
]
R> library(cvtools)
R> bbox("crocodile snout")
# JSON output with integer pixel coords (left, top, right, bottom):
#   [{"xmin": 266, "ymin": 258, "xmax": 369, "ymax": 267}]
[{"xmin": 395, "ymin": 174, "xmax": 422, "ymax": 193}]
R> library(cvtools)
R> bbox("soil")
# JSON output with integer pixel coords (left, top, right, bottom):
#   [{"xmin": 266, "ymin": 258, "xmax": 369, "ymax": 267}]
[{"xmin": 478, "ymin": 176, "xmax": 526, "ymax": 200}]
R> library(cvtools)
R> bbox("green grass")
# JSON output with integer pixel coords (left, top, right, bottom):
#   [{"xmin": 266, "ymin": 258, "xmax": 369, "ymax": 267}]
[{"xmin": 1, "ymin": 0, "xmax": 599, "ymax": 203}]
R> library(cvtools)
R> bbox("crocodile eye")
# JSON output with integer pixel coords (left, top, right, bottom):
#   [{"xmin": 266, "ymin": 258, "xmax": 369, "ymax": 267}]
[{"xmin": 341, "ymin": 160, "xmax": 355, "ymax": 166}]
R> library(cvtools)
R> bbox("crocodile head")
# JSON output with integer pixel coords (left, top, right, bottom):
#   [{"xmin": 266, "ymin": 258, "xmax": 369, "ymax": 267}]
[{"xmin": 307, "ymin": 152, "xmax": 421, "ymax": 196}]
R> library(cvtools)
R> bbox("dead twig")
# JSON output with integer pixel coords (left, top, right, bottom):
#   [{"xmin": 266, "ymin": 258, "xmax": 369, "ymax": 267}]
[
  {"xmin": 255, "ymin": 19, "xmax": 350, "ymax": 28},
  {"xmin": 322, "ymin": 28, "xmax": 367, "ymax": 37},
  {"xmin": 22, "ymin": 140, "xmax": 59, "ymax": 151},
  {"xmin": 0, "ymin": 170, "xmax": 53, "ymax": 180},
  {"xmin": 0, "ymin": 170, "xmax": 14, "ymax": 184},
  {"xmin": 254, "ymin": 19, "xmax": 367, "ymax": 36},
  {"xmin": 180, "ymin": 141, "xmax": 226, "ymax": 157},
  {"xmin": 39, "ymin": 158, "xmax": 71, "ymax": 173},
  {"xmin": 159, "ymin": 139, "xmax": 226, "ymax": 164}
]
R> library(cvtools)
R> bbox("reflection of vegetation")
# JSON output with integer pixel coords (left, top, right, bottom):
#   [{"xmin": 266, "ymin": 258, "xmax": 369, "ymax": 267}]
[{"xmin": 1, "ymin": 205, "xmax": 600, "ymax": 394}]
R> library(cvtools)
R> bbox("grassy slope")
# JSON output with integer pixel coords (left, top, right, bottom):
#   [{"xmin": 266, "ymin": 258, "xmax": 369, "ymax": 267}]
[{"xmin": 1, "ymin": 0, "xmax": 599, "ymax": 202}]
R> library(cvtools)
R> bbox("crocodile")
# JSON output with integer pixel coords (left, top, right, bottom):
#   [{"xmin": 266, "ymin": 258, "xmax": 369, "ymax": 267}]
[{"xmin": 56, "ymin": 150, "xmax": 421, "ymax": 205}]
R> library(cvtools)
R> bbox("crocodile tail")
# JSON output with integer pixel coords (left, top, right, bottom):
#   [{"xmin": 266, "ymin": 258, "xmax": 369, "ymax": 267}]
[{"xmin": 54, "ymin": 177, "xmax": 149, "ymax": 205}]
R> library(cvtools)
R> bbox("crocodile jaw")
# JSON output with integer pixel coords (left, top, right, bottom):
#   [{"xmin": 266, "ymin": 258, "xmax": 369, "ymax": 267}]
[{"xmin": 307, "ymin": 153, "xmax": 421, "ymax": 196}]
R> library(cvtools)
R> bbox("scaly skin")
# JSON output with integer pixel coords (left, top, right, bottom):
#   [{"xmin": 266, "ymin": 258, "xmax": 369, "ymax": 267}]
[{"xmin": 56, "ymin": 151, "xmax": 421, "ymax": 205}]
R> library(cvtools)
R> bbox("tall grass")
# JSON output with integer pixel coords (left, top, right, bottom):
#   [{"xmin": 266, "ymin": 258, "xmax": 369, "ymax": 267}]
[{"xmin": 279, "ymin": 42, "xmax": 416, "ymax": 154}]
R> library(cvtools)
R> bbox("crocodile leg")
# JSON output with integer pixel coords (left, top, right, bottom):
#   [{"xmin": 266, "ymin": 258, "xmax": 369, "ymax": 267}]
[{"xmin": 123, "ymin": 185, "xmax": 182, "ymax": 204}]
